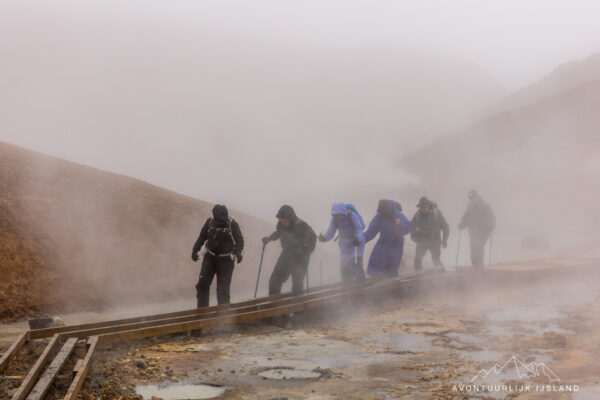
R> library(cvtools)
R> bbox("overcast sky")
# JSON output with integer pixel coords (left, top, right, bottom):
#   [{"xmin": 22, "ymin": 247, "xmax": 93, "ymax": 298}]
[
  {"xmin": 2, "ymin": 0, "xmax": 600, "ymax": 222},
  {"xmin": 3, "ymin": 0, "xmax": 596, "ymax": 89}
]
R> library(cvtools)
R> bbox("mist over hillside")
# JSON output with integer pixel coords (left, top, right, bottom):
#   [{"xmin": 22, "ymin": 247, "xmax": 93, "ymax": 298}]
[
  {"xmin": 398, "ymin": 55, "xmax": 600, "ymax": 256},
  {"xmin": 0, "ymin": 3, "xmax": 505, "ymax": 223},
  {"xmin": 0, "ymin": 141, "xmax": 340, "ymax": 321}
]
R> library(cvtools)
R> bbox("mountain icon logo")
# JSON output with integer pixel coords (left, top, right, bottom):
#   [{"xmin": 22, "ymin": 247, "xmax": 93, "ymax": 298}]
[{"xmin": 471, "ymin": 355, "xmax": 560, "ymax": 383}]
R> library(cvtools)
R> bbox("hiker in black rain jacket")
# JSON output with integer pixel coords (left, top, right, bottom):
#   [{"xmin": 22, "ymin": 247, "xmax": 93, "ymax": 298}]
[
  {"xmin": 191, "ymin": 204, "xmax": 244, "ymax": 307},
  {"xmin": 262, "ymin": 205, "xmax": 317, "ymax": 295}
]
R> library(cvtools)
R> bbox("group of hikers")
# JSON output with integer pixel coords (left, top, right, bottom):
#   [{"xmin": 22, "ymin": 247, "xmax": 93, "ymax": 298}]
[{"xmin": 190, "ymin": 190, "xmax": 495, "ymax": 308}]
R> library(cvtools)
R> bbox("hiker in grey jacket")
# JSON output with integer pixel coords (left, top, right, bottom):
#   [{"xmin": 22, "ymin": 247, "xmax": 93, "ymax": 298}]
[{"xmin": 411, "ymin": 197, "xmax": 449, "ymax": 271}]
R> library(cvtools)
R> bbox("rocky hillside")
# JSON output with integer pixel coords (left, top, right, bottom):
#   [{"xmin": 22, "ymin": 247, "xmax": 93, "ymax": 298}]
[{"xmin": 0, "ymin": 141, "xmax": 280, "ymax": 321}]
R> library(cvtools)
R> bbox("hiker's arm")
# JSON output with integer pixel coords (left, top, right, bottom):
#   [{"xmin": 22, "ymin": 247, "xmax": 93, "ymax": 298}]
[
  {"xmin": 322, "ymin": 218, "xmax": 337, "ymax": 241},
  {"xmin": 350, "ymin": 212, "xmax": 364, "ymax": 240},
  {"xmin": 440, "ymin": 211, "xmax": 450, "ymax": 244},
  {"xmin": 192, "ymin": 218, "xmax": 211, "ymax": 254},
  {"xmin": 363, "ymin": 215, "xmax": 381, "ymax": 242},
  {"xmin": 396, "ymin": 212, "xmax": 412, "ymax": 236},
  {"xmin": 232, "ymin": 220, "xmax": 244, "ymax": 257}
]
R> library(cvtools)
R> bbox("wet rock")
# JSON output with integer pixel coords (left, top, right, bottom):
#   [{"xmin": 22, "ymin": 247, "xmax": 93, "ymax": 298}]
[{"xmin": 28, "ymin": 317, "xmax": 54, "ymax": 329}]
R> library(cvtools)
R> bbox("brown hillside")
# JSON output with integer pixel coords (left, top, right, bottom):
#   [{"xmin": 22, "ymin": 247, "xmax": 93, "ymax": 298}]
[{"xmin": 0, "ymin": 141, "xmax": 275, "ymax": 321}]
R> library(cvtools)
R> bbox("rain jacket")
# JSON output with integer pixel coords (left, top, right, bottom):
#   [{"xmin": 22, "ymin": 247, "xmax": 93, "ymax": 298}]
[
  {"xmin": 364, "ymin": 200, "xmax": 412, "ymax": 276},
  {"xmin": 322, "ymin": 202, "xmax": 365, "ymax": 261},
  {"xmin": 459, "ymin": 197, "xmax": 496, "ymax": 237},
  {"xmin": 266, "ymin": 205, "xmax": 317, "ymax": 257}
]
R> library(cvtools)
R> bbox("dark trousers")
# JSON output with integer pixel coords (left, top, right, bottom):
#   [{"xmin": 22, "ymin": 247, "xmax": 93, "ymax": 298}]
[
  {"xmin": 341, "ymin": 256, "xmax": 365, "ymax": 283},
  {"xmin": 196, "ymin": 254, "xmax": 235, "ymax": 308},
  {"xmin": 269, "ymin": 251, "xmax": 309, "ymax": 295},
  {"xmin": 470, "ymin": 235, "xmax": 489, "ymax": 269},
  {"xmin": 414, "ymin": 241, "xmax": 443, "ymax": 270}
]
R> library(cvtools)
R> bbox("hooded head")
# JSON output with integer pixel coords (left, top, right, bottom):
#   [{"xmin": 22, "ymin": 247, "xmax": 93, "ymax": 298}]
[
  {"xmin": 276, "ymin": 205, "xmax": 297, "ymax": 227},
  {"xmin": 468, "ymin": 190, "xmax": 480, "ymax": 202},
  {"xmin": 394, "ymin": 201, "xmax": 402, "ymax": 212},
  {"xmin": 377, "ymin": 199, "xmax": 395, "ymax": 217},
  {"xmin": 331, "ymin": 202, "xmax": 347, "ymax": 216},
  {"xmin": 331, "ymin": 202, "xmax": 348, "ymax": 223},
  {"xmin": 212, "ymin": 204, "xmax": 229, "ymax": 225}
]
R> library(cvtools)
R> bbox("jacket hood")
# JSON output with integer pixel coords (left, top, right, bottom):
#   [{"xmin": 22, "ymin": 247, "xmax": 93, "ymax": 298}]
[
  {"xmin": 276, "ymin": 204, "xmax": 297, "ymax": 221},
  {"xmin": 394, "ymin": 201, "xmax": 402, "ymax": 212},
  {"xmin": 331, "ymin": 202, "xmax": 347, "ymax": 216},
  {"xmin": 212, "ymin": 204, "xmax": 229, "ymax": 222},
  {"xmin": 377, "ymin": 199, "xmax": 395, "ymax": 216}
]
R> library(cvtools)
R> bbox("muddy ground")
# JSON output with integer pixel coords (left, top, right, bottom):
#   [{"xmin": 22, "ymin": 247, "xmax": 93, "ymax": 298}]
[{"xmin": 2, "ymin": 261, "xmax": 600, "ymax": 400}]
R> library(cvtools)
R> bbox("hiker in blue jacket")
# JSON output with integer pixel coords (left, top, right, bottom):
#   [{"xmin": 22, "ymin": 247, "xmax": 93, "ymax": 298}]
[
  {"xmin": 364, "ymin": 199, "xmax": 412, "ymax": 277},
  {"xmin": 318, "ymin": 202, "xmax": 366, "ymax": 282}
]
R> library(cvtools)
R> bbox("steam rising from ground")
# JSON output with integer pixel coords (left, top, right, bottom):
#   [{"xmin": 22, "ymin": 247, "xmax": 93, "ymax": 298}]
[{"xmin": 0, "ymin": 1, "xmax": 600, "ymax": 316}]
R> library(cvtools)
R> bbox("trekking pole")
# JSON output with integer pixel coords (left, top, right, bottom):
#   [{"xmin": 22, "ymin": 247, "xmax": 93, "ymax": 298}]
[
  {"xmin": 455, "ymin": 230, "xmax": 462, "ymax": 268},
  {"xmin": 254, "ymin": 244, "xmax": 266, "ymax": 298},
  {"xmin": 306, "ymin": 267, "xmax": 309, "ymax": 291},
  {"xmin": 319, "ymin": 261, "xmax": 323, "ymax": 286},
  {"xmin": 488, "ymin": 235, "xmax": 494, "ymax": 266}
]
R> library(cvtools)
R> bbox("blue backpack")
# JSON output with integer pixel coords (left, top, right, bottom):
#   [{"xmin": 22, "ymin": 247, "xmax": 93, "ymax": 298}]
[{"xmin": 345, "ymin": 203, "xmax": 366, "ymax": 230}]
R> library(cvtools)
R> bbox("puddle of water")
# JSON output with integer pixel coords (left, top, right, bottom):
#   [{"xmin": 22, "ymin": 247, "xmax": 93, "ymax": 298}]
[
  {"xmin": 366, "ymin": 332, "xmax": 435, "ymax": 353},
  {"xmin": 446, "ymin": 332, "xmax": 487, "ymax": 345},
  {"xmin": 487, "ymin": 304, "xmax": 564, "ymax": 323},
  {"xmin": 136, "ymin": 383, "xmax": 225, "ymax": 400},
  {"xmin": 464, "ymin": 349, "xmax": 505, "ymax": 362},
  {"xmin": 486, "ymin": 324, "xmax": 514, "ymax": 338},
  {"xmin": 238, "ymin": 333, "xmax": 393, "ymax": 370},
  {"xmin": 518, "ymin": 322, "xmax": 573, "ymax": 335},
  {"xmin": 259, "ymin": 367, "xmax": 322, "ymax": 380}
]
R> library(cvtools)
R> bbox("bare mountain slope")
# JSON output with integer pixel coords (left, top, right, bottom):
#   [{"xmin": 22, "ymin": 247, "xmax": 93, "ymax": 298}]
[
  {"xmin": 398, "ymin": 79, "xmax": 600, "ymax": 246},
  {"xmin": 491, "ymin": 52, "xmax": 600, "ymax": 114},
  {"xmin": 0, "ymin": 141, "xmax": 276, "ymax": 321}
]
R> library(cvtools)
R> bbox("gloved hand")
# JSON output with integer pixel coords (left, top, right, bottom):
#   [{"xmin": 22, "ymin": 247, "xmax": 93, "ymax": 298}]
[
  {"xmin": 318, "ymin": 233, "xmax": 327, "ymax": 242},
  {"xmin": 352, "ymin": 235, "xmax": 361, "ymax": 246},
  {"xmin": 191, "ymin": 252, "xmax": 199, "ymax": 262},
  {"xmin": 442, "ymin": 241, "xmax": 448, "ymax": 249},
  {"xmin": 262, "ymin": 237, "xmax": 270, "ymax": 246},
  {"xmin": 236, "ymin": 254, "xmax": 243, "ymax": 264}
]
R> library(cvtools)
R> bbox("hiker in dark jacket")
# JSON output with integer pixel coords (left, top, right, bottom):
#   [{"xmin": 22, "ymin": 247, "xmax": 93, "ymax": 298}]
[
  {"xmin": 459, "ymin": 190, "xmax": 496, "ymax": 269},
  {"xmin": 263, "ymin": 205, "xmax": 317, "ymax": 295},
  {"xmin": 191, "ymin": 204, "xmax": 244, "ymax": 308},
  {"xmin": 411, "ymin": 197, "xmax": 449, "ymax": 271}
]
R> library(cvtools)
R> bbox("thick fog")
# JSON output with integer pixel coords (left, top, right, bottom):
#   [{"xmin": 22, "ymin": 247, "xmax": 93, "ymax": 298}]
[{"xmin": 1, "ymin": 0, "xmax": 600, "ymax": 255}]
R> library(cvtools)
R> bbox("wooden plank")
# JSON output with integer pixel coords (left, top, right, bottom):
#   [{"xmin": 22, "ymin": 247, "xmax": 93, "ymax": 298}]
[
  {"xmin": 0, "ymin": 331, "xmax": 28, "ymax": 373},
  {"xmin": 26, "ymin": 337, "xmax": 77, "ymax": 400},
  {"xmin": 72, "ymin": 359, "xmax": 84, "ymax": 375},
  {"xmin": 63, "ymin": 336, "xmax": 98, "ymax": 400},
  {"xmin": 97, "ymin": 276, "xmax": 420, "ymax": 344},
  {"xmin": 52, "ymin": 279, "xmax": 377, "ymax": 340},
  {"xmin": 11, "ymin": 334, "xmax": 62, "ymax": 400},
  {"xmin": 29, "ymin": 280, "xmax": 349, "ymax": 339}
]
